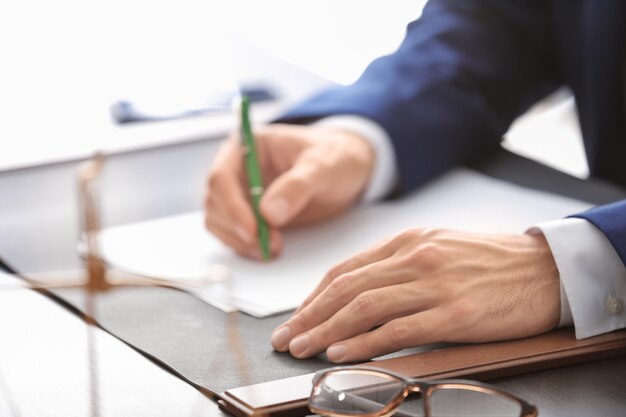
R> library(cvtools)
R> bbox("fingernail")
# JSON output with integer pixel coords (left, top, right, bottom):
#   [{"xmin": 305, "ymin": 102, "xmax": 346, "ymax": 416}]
[
  {"xmin": 235, "ymin": 226, "xmax": 252, "ymax": 243},
  {"xmin": 267, "ymin": 198, "xmax": 290, "ymax": 225},
  {"xmin": 271, "ymin": 326, "xmax": 291, "ymax": 350},
  {"xmin": 289, "ymin": 334, "xmax": 310, "ymax": 356},
  {"xmin": 326, "ymin": 344, "xmax": 347, "ymax": 362}
]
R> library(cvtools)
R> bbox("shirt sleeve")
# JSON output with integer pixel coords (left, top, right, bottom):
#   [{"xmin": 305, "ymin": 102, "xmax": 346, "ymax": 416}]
[
  {"xmin": 313, "ymin": 115, "xmax": 399, "ymax": 203},
  {"xmin": 529, "ymin": 218, "xmax": 626, "ymax": 339}
]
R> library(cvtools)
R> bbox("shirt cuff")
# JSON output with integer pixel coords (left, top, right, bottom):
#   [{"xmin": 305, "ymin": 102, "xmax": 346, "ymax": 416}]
[
  {"xmin": 529, "ymin": 218, "xmax": 626, "ymax": 339},
  {"xmin": 313, "ymin": 116, "xmax": 398, "ymax": 203}
]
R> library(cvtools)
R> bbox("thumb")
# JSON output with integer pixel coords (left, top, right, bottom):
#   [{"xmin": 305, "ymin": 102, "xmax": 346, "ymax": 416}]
[{"xmin": 260, "ymin": 154, "xmax": 325, "ymax": 227}]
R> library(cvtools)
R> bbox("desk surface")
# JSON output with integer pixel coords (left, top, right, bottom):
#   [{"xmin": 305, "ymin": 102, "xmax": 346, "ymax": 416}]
[
  {"xmin": 1, "ymin": 134, "xmax": 625, "ymax": 416},
  {"xmin": 0, "ymin": 275, "xmax": 219, "ymax": 417}
]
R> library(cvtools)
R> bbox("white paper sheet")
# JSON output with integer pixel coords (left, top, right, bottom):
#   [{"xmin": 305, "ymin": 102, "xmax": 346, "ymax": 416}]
[{"xmin": 99, "ymin": 169, "xmax": 592, "ymax": 317}]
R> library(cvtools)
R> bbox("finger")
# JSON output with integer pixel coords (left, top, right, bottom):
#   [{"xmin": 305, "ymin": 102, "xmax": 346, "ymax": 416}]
[
  {"xmin": 279, "ymin": 259, "xmax": 415, "ymax": 344},
  {"xmin": 325, "ymin": 309, "xmax": 447, "ymax": 363},
  {"xmin": 206, "ymin": 173, "xmax": 256, "ymax": 244},
  {"xmin": 206, "ymin": 191, "xmax": 284, "ymax": 254},
  {"xmin": 205, "ymin": 218, "xmax": 260, "ymax": 259},
  {"xmin": 206, "ymin": 141, "xmax": 257, "ymax": 244},
  {"xmin": 274, "ymin": 259, "xmax": 397, "ymax": 351},
  {"xmin": 275, "ymin": 257, "xmax": 422, "ymax": 352},
  {"xmin": 286, "ymin": 285, "xmax": 435, "ymax": 359},
  {"xmin": 205, "ymin": 190, "xmax": 256, "ymax": 249},
  {"xmin": 259, "ymin": 150, "xmax": 326, "ymax": 227},
  {"xmin": 206, "ymin": 212, "xmax": 283, "ymax": 259},
  {"xmin": 294, "ymin": 229, "xmax": 430, "ymax": 315},
  {"xmin": 293, "ymin": 237, "xmax": 398, "ymax": 315},
  {"xmin": 267, "ymin": 228, "xmax": 284, "ymax": 259}
]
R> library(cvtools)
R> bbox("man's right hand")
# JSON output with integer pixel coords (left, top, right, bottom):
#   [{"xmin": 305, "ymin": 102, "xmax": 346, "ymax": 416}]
[{"xmin": 204, "ymin": 123, "xmax": 375, "ymax": 260}]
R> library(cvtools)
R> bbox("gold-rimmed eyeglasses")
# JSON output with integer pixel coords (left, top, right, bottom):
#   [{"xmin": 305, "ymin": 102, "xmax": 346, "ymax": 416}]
[{"xmin": 309, "ymin": 367, "xmax": 537, "ymax": 417}]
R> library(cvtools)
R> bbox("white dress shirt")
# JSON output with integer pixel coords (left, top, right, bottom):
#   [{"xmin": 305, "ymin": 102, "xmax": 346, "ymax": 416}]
[{"xmin": 314, "ymin": 115, "xmax": 626, "ymax": 339}]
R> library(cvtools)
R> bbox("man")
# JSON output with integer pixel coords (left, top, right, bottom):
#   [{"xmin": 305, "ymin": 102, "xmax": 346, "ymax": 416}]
[{"xmin": 204, "ymin": 0, "xmax": 626, "ymax": 363}]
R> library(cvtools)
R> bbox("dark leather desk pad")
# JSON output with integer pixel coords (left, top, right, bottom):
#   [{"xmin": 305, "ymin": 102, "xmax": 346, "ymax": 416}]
[
  {"xmin": 218, "ymin": 328, "xmax": 626, "ymax": 417},
  {"xmin": 31, "ymin": 150, "xmax": 626, "ymax": 397}
]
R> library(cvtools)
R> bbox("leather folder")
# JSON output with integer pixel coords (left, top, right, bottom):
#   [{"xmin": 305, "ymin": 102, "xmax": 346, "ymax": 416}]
[{"xmin": 218, "ymin": 328, "xmax": 626, "ymax": 417}]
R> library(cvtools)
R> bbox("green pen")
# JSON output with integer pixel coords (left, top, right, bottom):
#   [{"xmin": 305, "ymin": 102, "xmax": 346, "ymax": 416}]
[{"xmin": 238, "ymin": 95, "xmax": 271, "ymax": 260}]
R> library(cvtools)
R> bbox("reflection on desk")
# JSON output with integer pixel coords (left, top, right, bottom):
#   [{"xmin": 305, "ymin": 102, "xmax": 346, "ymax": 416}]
[{"xmin": 0, "ymin": 273, "xmax": 220, "ymax": 417}]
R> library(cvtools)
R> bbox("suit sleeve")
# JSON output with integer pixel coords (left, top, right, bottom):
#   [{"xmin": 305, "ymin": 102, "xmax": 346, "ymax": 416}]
[{"xmin": 277, "ymin": 0, "xmax": 561, "ymax": 193}]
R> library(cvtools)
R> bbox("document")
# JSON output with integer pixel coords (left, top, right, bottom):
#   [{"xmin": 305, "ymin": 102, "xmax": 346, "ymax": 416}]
[{"xmin": 99, "ymin": 169, "xmax": 592, "ymax": 317}]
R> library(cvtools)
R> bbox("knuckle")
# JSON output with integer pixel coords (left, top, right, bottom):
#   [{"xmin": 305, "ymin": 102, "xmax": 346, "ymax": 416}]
[
  {"xmin": 328, "ymin": 275, "xmax": 353, "ymax": 303},
  {"xmin": 409, "ymin": 242, "xmax": 443, "ymax": 271},
  {"xmin": 445, "ymin": 302, "xmax": 475, "ymax": 327},
  {"xmin": 356, "ymin": 335, "xmax": 372, "ymax": 358},
  {"xmin": 437, "ymin": 304, "xmax": 474, "ymax": 340},
  {"xmin": 446, "ymin": 303, "xmax": 466, "ymax": 322},
  {"xmin": 419, "ymin": 227, "xmax": 444, "ymax": 239},
  {"xmin": 285, "ymin": 172, "xmax": 311, "ymax": 190},
  {"xmin": 387, "ymin": 321, "xmax": 410, "ymax": 346},
  {"xmin": 353, "ymin": 292, "xmax": 378, "ymax": 317},
  {"xmin": 307, "ymin": 151, "xmax": 333, "ymax": 171},
  {"xmin": 415, "ymin": 227, "xmax": 447, "ymax": 242},
  {"xmin": 393, "ymin": 230, "xmax": 412, "ymax": 244},
  {"xmin": 290, "ymin": 312, "xmax": 311, "ymax": 331},
  {"xmin": 377, "ymin": 235, "xmax": 396, "ymax": 250},
  {"xmin": 315, "ymin": 324, "xmax": 332, "ymax": 343},
  {"xmin": 208, "ymin": 170, "xmax": 227, "ymax": 191},
  {"xmin": 316, "ymin": 276, "xmax": 334, "ymax": 298},
  {"xmin": 392, "ymin": 229, "xmax": 421, "ymax": 246},
  {"xmin": 326, "ymin": 261, "xmax": 348, "ymax": 281}
]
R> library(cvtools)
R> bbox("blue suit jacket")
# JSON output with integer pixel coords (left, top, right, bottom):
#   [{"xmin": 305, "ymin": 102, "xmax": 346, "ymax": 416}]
[{"xmin": 279, "ymin": 0, "xmax": 626, "ymax": 265}]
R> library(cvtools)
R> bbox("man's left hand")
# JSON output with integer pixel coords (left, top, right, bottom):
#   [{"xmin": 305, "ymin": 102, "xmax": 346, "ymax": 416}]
[{"xmin": 270, "ymin": 228, "xmax": 561, "ymax": 362}]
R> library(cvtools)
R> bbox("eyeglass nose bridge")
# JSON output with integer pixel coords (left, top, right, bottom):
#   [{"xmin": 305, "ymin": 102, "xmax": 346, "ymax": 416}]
[
  {"xmin": 406, "ymin": 383, "xmax": 425, "ymax": 394},
  {"xmin": 393, "ymin": 384, "xmax": 428, "ymax": 417}
]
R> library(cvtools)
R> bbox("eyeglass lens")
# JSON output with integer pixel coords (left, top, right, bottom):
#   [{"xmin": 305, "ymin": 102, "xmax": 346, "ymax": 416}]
[
  {"xmin": 429, "ymin": 387, "xmax": 522, "ymax": 417},
  {"xmin": 310, "ymin": 371, "xmax": 407, "ymax": 415}
]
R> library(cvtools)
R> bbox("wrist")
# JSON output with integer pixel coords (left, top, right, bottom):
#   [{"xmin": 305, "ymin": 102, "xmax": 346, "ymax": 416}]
[
  {"xmin": 526, "ymin": 231, "xmax": 561, "ymax": 331},
  {"xmin": 320, "ymin": 126, "xmax": 376, "ymax": 202},
  {"xmin": 311, "ymin": 115, "xmax": 397, "ymax": 203}
]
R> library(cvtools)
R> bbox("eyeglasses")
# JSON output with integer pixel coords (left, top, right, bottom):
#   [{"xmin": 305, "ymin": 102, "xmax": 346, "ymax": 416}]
[{"xmin": 309, "ymin": 366, "xmax": 537, "ymax": 417}]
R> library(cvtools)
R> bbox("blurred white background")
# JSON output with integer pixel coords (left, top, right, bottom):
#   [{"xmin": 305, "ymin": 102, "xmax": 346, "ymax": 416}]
[
  {"xmin": 0, "ymin": 1, "xmax": 422, "ymax": 170},
  {"xmin": 0, "ymin": 0, "xmax": 586, "ymax": 177}
]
